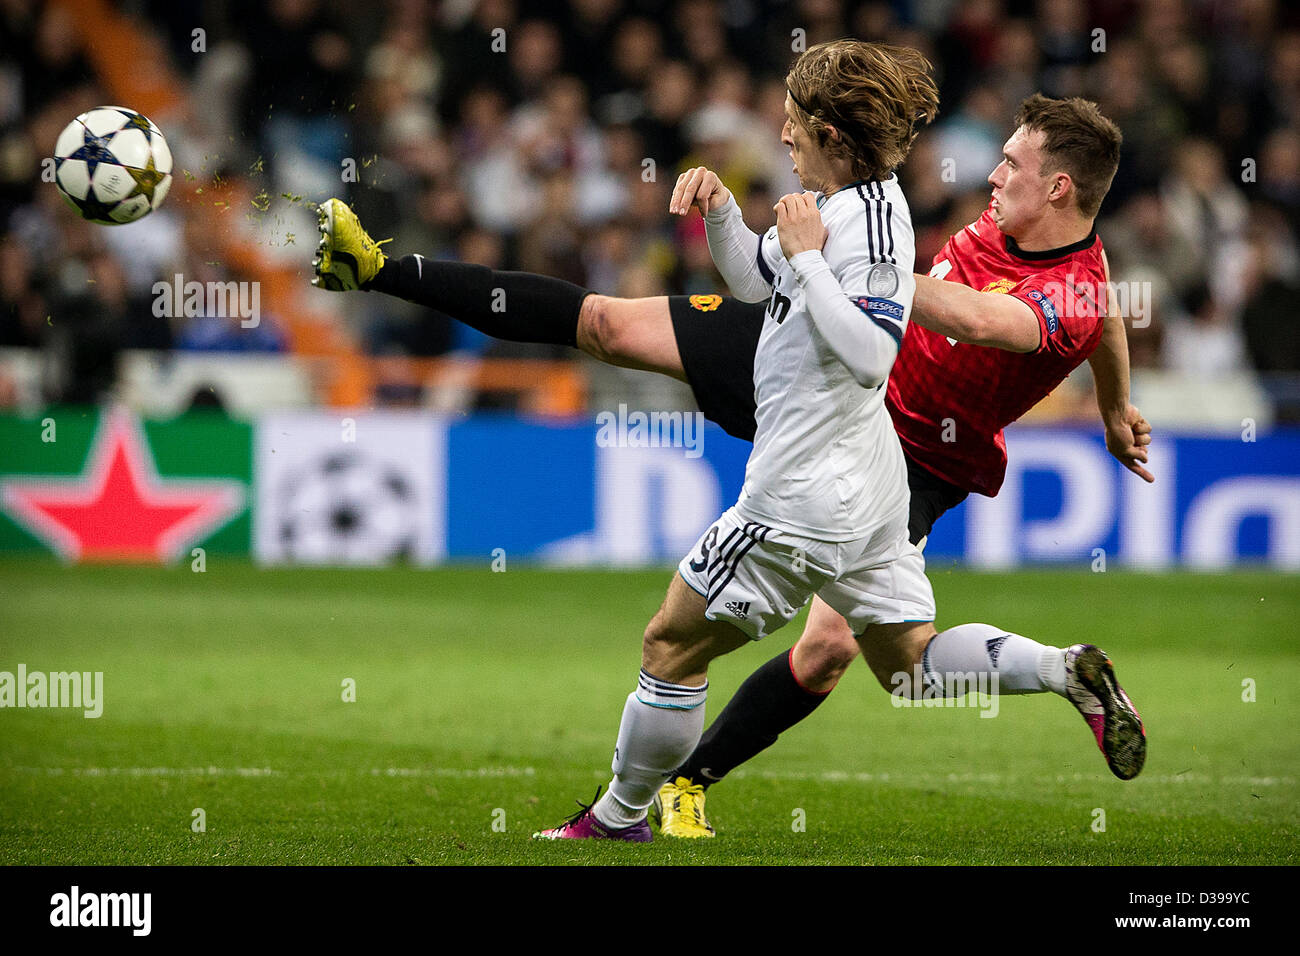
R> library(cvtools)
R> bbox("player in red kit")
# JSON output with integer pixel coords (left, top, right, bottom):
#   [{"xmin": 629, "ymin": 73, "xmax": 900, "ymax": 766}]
[
  {"xmin": 314, "ymin": 93, "xmax": 1149, "ymax": 839},
  {"xmin": 890, "ymin": 202, "xmax": 1110, "ymax": 499},
  {"xmin": 655, "ymin": 95, "xmax": 1147, "ymax": 836}
]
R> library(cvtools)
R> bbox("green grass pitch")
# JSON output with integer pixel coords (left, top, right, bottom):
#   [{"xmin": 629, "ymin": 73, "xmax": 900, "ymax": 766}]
[{"xmin": 1, "ymin": 559, "xmax": 1296, "ymax": 865}]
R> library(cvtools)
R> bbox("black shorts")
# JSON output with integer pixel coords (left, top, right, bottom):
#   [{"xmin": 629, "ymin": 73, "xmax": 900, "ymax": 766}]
[
  {"xmin": 668, "ymin": 294, "xmax": 969, "ymax": 545},
  {"xmin": 902, "ymin": 454, "xmax": 969, "ymax": 545},
  {"xmin": 669, "ymin": 294, "xmax": 763, "ymax": 443}
]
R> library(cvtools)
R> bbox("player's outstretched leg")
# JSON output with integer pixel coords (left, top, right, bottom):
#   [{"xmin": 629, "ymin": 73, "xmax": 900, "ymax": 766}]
[
  {"xmin": 1064, "ymin": 644, "xmax": 1147, "ymax": 780},
  {"xmin": 868, "ymin": 622, "xmax": 1147, "ymax": 780},
  {"xmin": 312, "ymin": 200, "xmax": 724, "ymax": 386},
  {"xmin": 312, "ymin": 197, "xmax": 587, "ymax": 347}
]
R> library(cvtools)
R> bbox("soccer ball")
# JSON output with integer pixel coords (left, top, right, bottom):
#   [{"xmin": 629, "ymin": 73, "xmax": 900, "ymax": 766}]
[{"xmin": 52, "ymin": 106, "xmax": 173, "ymax": 225}]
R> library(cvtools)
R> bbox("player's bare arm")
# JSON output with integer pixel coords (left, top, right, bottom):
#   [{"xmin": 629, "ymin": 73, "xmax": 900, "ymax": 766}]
[
  {"xmin": 1088, "ymin": 251, "xmax": 1154, "ymax": 482},
  {"xmin": 911, "ymin": 273, "xmax": 1042, "ymax": 352},
  {"xmin": 1090, "ymin": 310, "xmax": 1153, "ymax": 482}
]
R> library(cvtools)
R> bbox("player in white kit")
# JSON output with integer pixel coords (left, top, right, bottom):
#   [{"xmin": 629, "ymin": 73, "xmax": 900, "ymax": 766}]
[
  {"xmin": 535, "ymin": 40, "xmax": 941, "ymax": 840},
  {"xmin": 677, "ymin": 174, "xmax": 931, "ymax": 641}
]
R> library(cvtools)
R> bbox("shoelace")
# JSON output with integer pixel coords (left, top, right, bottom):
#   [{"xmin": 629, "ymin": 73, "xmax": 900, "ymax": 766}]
[
  {"xmin": 674, "ymin": 783, "xmax": 706, "ymax": 824},
  {"xmin": 315, "ymin": 201, "xmax": 393, "ymax": 257},
  {"xmin": 554, "ymin": 786, "xmax": 604, "ymax": 831}
]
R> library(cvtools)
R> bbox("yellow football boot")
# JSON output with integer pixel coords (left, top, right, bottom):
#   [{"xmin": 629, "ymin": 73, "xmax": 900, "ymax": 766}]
[
  {"xmin": 311, "ymin": 197, "xmax": 391, "ymax": 291},
  {"xmin": 652, "ymin": 777, "xmax": 716, "ymax": 838}
]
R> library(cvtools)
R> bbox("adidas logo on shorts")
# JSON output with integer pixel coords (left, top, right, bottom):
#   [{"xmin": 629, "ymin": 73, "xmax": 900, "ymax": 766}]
[{"xmin": 724, "ymin": 600, "xmax": 752, "ymax": 619}]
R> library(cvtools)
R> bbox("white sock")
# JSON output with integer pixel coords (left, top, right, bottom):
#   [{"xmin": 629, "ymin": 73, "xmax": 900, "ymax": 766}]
[
  {"xmin": 921, "ymin": 623, "xmax": 1066, "ymax": 696},
  {"xmin": 593, "ymin": 669, "xmax": 708, "ymax": 829}
]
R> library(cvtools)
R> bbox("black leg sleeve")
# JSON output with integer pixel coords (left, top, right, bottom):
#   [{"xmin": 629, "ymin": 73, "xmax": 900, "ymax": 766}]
[
  {"xmin": 366, "ymin": 255, "xmax": 587, "ymax": 348},
  {"xmin": 675, "ymin": 649, "xmax": 831, "ymax": 787}
]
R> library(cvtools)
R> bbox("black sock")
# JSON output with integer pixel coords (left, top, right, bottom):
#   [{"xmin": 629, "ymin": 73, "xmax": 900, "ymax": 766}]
[
  {"xmin": 366, "ymin": 255, "xmax": 586, "ymax": 348},
  {"xmin": 676, "ymin": 649, "xmax": 831, "ymax": 787}
]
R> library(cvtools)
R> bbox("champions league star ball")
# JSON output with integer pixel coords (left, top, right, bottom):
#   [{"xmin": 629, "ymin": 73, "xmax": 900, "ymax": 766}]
[
  {"xmin": 52, "ymin": 106, "xmax": 173, "ymax": 225},
  {"xmin": 275, "ymin": 452, "xmax": 420, "ymax": 565}
]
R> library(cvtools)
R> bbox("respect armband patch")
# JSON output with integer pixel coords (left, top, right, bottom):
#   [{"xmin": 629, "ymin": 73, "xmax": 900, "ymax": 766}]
[
  {"xmin": 852, "ymin": 296, "xmax": 905, "ymax": 348},
  {"xmin": 852, "ymin": 296, "xmax": 905, "ymax": 323},
  {"xmin": 1025, "ymin": 288, "xmax": 1059, "ymax": 334}
]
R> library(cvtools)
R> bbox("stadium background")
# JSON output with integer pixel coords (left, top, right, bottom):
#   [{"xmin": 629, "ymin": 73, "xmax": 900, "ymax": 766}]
[
  {"xmin": 0, "ymin": 0, "xmax": 1297, "ymax": 870},
  {"xmin": 1, "ymin": 0, "xmax": 1298, "ymax": 567}
]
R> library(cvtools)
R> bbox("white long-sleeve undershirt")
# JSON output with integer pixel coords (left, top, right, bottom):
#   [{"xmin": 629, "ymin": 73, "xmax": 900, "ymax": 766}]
[
  {"xmin": 702, "ymin": 197, "xmax": 775, "ymax": 303},
  {"xmin": 788, "ymin": 249, "xmax": 902, "ymax": 390}
]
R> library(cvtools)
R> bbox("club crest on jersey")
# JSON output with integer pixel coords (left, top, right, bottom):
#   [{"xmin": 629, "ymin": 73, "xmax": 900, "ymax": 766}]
[
  {"xmin": 689, "ymin": 294, "xmax": 722, "ymax": 312},
  {"xmin": 981, "ymin": 277, "xmax": 1016, "ymax": 294},
  {"xmin": 1026, "ymin": 288, "xmax": 1059, "ymax": 333},
  {"xmin": 866, "ymin": 262, "xmax": 900, "ymax": 298}
]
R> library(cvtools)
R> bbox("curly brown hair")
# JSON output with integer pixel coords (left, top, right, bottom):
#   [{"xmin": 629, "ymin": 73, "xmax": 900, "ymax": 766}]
[
  {"xmin": 785, "ymin": 40, "xmax": 940, "ymax": 183},
  {"xmin": 1014, "ymin": 94, "xmax": 1122, "ymax": 219}
]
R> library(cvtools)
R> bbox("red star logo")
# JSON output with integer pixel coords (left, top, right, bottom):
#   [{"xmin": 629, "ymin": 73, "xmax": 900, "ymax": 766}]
[{"xmin": 1, "ymin": 411, "xmax": 245, "ymax": 562}]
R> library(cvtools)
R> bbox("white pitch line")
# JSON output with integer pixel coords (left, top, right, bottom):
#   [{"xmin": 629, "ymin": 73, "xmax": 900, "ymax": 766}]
[
  {"xmin": 8, "ymin": 766, "xmax": 280, "ymax": 777},
  {"xmin": 5, "ymin": 766, "xmax": 535, "ymax": 779},
  {"xmin": 736, "ymin": 769, "xmax": 1296, "ymax": 787},
  {"xmin": 367, "ymin": 767, "xmax": 537, "ymax": 778},
  {"xmin": 3, "ymin": 766, "xmax": 1292, "ymax": 787}
]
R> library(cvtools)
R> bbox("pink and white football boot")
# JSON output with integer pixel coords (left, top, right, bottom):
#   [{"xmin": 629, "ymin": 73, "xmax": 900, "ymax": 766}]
[
  {"xmin": 532, "ymin": 788, "xmax": 653, "ymax": 842},
  {"xmin": 1064, "ymin": 644, "xmax": 1147, "ymax": 780}
]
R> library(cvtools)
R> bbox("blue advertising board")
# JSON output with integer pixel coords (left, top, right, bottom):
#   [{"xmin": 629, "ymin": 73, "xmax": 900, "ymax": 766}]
[{"xmin": 443, "ymin": 419, "xmax": 1300, "ymax": 569}]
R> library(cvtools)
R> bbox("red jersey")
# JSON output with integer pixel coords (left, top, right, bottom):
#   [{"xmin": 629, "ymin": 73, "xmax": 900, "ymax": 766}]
[{"xmin": 885, "ymin": 206, "xmax": 1108, "ymax": 496}]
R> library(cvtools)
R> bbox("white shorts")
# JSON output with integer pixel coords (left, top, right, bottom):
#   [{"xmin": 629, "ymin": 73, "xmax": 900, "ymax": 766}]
[{"xmin": 676, "ymin": 504, "xmax": 936, "ymax": 640}]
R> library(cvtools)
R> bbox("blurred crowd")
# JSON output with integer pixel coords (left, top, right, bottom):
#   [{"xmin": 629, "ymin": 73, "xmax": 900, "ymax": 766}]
[{"xmin": 1, "ymin": 0, "xmax": 1299, "ymax": 413}]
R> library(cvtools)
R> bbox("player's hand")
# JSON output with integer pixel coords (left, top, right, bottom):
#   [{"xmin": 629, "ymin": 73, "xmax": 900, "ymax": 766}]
[
  {"xmin": 774, "ymin": 192, "xmax": 828, "ymax": 260},
  {"xmin": 1104, "ymin": 404, "xmax": 1154, "ymax": 483},
  {"xmin": 669, "ymin": 166, "xmax": 732, "ymax": 217}
]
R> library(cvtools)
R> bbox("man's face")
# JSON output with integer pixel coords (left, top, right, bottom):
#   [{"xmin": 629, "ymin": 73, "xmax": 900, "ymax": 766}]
[
  {"xmin": 782, "ymin": 93, "xmax": 830, "ymax": 192},
  {"xmin": 987, "ymin": 125, "xmax": 1053, "ymax": 236}
]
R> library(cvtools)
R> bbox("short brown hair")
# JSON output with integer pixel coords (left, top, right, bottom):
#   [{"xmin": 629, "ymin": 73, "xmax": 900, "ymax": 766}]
[
  {"xmin": 785, "ymin": 40, "xmax": 939, "ymax": 183},
  {"xmin": 1013, "ymin": 94, "xmax": 1122, "ymax": 219}
]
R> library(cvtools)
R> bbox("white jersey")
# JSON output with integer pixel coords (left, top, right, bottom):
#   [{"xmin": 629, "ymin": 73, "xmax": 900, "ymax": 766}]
[{"xmin": 729, "ymin": 177, "xmax": 917, "ymax": 540}]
